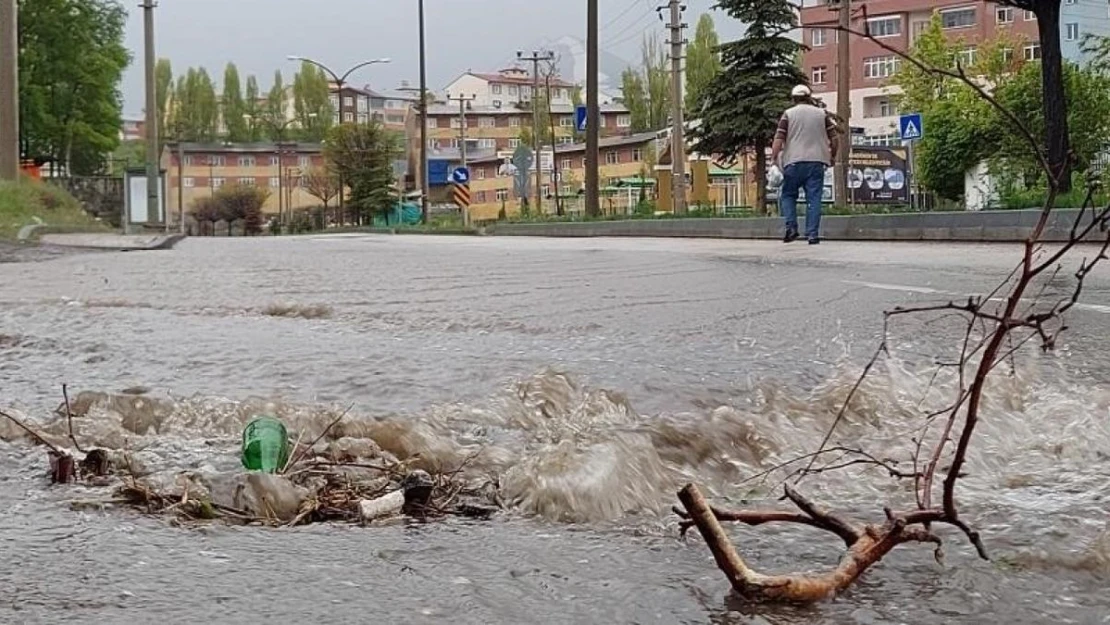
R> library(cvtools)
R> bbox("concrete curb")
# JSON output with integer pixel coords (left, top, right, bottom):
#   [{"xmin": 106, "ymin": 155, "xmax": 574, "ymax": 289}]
[
  {"xmin": 36, "ymin": 233, "xmax": 187, "ymax": 251},
  {"xmin": 486, "ymin": 209, "xmax": 1100, "ymax": 243}
]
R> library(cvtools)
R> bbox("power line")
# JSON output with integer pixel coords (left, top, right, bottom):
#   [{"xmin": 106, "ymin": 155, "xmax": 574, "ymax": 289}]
[
  {"xmin": 601, "ymin": 0, "xmax": 646, "ymax": 33},
  {"xmin": 607, "ymin": 9, "xmax": 663, "ymax": 49}
]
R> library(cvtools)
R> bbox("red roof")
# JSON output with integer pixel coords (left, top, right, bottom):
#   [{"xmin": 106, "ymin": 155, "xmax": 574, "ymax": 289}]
[{"xmin": 470, "ymin": 71, "xmax": 575, "ymax": 88}]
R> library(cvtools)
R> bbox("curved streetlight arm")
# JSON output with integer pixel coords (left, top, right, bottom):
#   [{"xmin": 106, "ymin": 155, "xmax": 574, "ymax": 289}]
[
  {"xmin": 339, "ymin": 58, "xmax": 391, "ymax": 84},
  {"xmin": 288, "ymin": 56, "xmax": 341, "ymax": 85},
  {"xmin": 287, "ymin": 56, "xmax": 391, "ymax": 87}
]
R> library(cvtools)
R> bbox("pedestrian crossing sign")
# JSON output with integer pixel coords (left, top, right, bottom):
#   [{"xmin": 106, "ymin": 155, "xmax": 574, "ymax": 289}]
[{"xmin": 899, "ymin": 113, "xmax": 923, "ymax": 141}]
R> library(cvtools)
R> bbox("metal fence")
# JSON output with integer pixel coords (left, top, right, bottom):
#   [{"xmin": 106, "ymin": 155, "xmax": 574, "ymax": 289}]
[{"xmin": 46, "ymin": 176, "xmax": 125, "ymax": 227}]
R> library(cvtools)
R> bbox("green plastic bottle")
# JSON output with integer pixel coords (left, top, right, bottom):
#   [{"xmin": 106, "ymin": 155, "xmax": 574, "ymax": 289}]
[{"xmin": 241, "ymin": 416, "xmax": 290, "ymax": 473}]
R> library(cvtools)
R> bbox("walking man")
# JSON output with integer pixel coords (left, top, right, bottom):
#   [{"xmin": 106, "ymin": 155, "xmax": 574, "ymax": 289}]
[{"xmin": 770, "ymin": 84, "xmax": 838, "ymax": 244}]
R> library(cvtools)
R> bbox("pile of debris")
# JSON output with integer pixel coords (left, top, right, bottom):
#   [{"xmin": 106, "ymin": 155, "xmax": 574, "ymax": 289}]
[{"xmin": 1, "ymin": 400, "xmax": 501, "ymax": 528}]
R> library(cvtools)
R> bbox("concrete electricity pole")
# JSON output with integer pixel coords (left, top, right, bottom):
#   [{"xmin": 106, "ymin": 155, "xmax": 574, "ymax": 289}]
[
  {"xmin": 141, "ymin": 0, "xmax": 160, "ymax": 227},
  {"xmin": 665, "ymin": 0, "xmax": 688, "ymax": 215},
  {"xmin": 0, "ymin": 0, "xmax": 17, "ymax": 182},
  {"xmin": 834, "ymin": 0, "xmax": 851, "ymax": 210},
  {"xmin": 518, "ymin": 50, "xmax": 555, "ymax": 215},
  {"xmin": 418, "ymin": 0, "xmax": 429, "ymax": 224},
  {"xmin": 447, "ymin": 92, "xmax": 475, "ymax": 227},
  {"xmin": 585, "ymin": 0, "xmax": 600, "ymax": 217}
]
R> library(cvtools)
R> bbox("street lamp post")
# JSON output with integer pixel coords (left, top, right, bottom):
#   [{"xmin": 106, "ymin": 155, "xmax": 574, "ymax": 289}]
[{"xmin": 286, "ymin": 55, "xmax": 390, "ymax": 220}]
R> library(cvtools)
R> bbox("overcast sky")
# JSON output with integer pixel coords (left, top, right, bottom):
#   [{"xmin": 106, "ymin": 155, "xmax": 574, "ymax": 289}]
[{"xmin": 120, "ymin": 0, "xmax": 741, "ymax": 117}]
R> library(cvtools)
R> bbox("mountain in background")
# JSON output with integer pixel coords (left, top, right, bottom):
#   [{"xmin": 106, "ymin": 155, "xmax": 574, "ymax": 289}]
[{"xmin": 535, "ymin": 35, "xmax": 634, "ymax": 103}]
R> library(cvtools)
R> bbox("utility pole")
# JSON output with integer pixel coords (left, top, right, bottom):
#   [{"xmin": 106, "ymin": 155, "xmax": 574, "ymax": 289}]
[
  {"xmin": 447, "ymin": 92, "xmax": 476, "ymax": 228},
  {"xmin": 142, "ymin": 0, "xmax": 160, "ymax": 227},
  {"xmin": 834, "ymin": 0, "xmax": 851, "ymax": 210},
  {"xmin": 518, "ymin": 50, "xmax": 555, "ymax": 215},
  {"xmin": 585, "ymin": 0, "xmax": 600, "ymax": 217},
  {"xmin": 665, "ymin": 0, "xmax": 688, "ymax": 215},
  {"xmin": 418, "ymin": 0, "xmax": 430, "ymax": 224},
  {"xmin": 0, "ymin": 0, "xmax": 18, "ymax": 182},
  {"xmin": 176, "ymin": 141, "xmax": 184, "ymax": 234}
]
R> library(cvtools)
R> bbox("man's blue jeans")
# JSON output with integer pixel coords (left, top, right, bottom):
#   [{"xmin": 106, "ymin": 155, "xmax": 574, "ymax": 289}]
[{"xmin": 780, "ymin": 161, "xmax": 826, "ymax": 240}]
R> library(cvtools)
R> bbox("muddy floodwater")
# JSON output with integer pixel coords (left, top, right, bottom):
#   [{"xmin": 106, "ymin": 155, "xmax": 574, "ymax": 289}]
[{"xmin": 1, "ymin": 235, "xmax": 1109, "ymax": 624}]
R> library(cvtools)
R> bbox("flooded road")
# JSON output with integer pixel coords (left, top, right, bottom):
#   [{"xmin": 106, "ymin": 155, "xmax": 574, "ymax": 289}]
[{"xmin": 2, "ymin": 235, "xmax": 1109, "ymax": 624}]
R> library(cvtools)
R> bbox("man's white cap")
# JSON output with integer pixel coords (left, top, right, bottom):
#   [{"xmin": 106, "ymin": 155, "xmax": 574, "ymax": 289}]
[{"xmin": 791, "ymin": 84, "xmax": 812, "ymax": 97}]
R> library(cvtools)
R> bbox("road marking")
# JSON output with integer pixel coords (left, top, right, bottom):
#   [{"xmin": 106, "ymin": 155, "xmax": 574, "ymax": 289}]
[{"xmin": 844, "ymin": 280, "xmax": 1110, "ymax": 315}]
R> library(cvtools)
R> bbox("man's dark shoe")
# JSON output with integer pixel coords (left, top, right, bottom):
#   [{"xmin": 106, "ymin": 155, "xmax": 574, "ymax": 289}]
[
  {"xmin": 783, "ymin": 229, "xmax": 799, "ymax": 243},
  {"xmin": 808, "ymin": 238, "xmax": 820, "ymax": 245}
]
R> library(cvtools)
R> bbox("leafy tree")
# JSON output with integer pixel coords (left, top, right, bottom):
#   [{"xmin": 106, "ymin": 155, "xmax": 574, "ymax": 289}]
[
  {"xmin": 155, "ymin": 59, "xmax": 174, "ymax": 139},
  {"xmin": 642, "ymin": 34, "xmax": 671, "ymax": 131},
  {"xmin": 190, "ymin": 195, "xmax": 220, "ymax": 236},
  {"xmin": 293, "ymin": 61, "xmax": 333, "ymax": 141},
  {"xmin": 690, "ymin": 0, "xmax": 805, "ymax": 212},
  {"xmin": 685, "ymin": 14, "xmax": 722, "ymax": 116},
  {"xmin": 213, "ymin": 182, "xmax": 268, "ymax": 235},
  {"xmin": 222, "ymin": 63, "xmax": 249, "ymax": 142},
  {"xmin": 174, "ymin": 67, "xmax": 219, "ymax": 142},
  {"xmin": 109, "ymin": 139, "xmax": 145, "ymax": 175},
  {"xmin": 621, "ymin": 69, "xmax": 649, "ymax": 132},
  {"xmin": 245, "ymin": 75, "xmax": 263, "ymax": 141},
  {"xmin": 302, "ymin": 166, "xmax": 340, "ymax": 209},
  {"xmin": 324, "ymin": 122, "xmax": 401, "ymax": 225},
  {"xmin": 18, "ymin": 0, "xmax": 131, "ymax": 174},
  {"xmin": 997, "ymin": 1, "xmax": 1072, "ymax": 191},
  {"xmin": 265, "ymin": 70, "xmax": 287, "ymax": 139}
]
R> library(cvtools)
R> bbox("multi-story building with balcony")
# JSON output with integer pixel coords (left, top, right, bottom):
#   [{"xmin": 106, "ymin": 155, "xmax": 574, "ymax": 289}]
[{"xmin": 799, "ymin": 0, "xmax": 1110, "ymax": 146}]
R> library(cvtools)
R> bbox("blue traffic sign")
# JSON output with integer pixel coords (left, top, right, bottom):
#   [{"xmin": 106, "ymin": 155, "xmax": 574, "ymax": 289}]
[
  {"xmin": 575, "ymin": 104, "xmax": 588, "ymax": 132},
  {"xmin": 899, "ymin": 113, "xmax": 923, "ymax": 141},
  {"xmin": 451, "ymin": 167, "xmax": 470, "ymax": 185}
]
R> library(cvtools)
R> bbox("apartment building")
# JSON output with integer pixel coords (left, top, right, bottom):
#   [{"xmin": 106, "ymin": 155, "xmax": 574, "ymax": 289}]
[
  {"xmin": 161, "ymin": 142, "xmax": 328, "ymax": 220},
  {"xmin": 423, "ymin": 101, "xmax": 633, "ymax": 154},
  {"xmin": 460, "ymin": 132, "xmax": 657, "ymax": 220},
  {"xmin": 799, "ymin": 0, "xmax": 1109, "ymax": 145},
  {"xmin": 443, "ymin": 66, "xmax": 577, "ymax": 109}
]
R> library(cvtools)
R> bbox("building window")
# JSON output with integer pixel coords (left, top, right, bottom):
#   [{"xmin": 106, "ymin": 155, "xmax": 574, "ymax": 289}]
[
  {"xmin": 491, "ymin": 84, "xmax": 502, "ymax": 95},
  {"xmin": 632, "ymin": 148, "xmax": 644, "ymax": 162},
  {"xmin": 184, "ymin": 155, "xmax": 195, "ymax": 166},
  {"xmin": 343, "ymin": 112, "xmax": 354, "ymax": 122},
  {"xmin": 508, "ymin": 85, "xmax": 519, "ymax": 96},
  {"xmin": 561, "ymin": 158, "xmax": 573, "ymax": 171},
  {"xmin": 862, "ymin": 132, "xmax": 901, "ymax": 147},
  {"xmin": 492, "ymin": 100, "xmax": 502, "ymax": 108},
  {"xmin": 955, "ymin": 46, "xmax": 977, "ymax": 68},
  {"xmin": 183, "ymin": 177, "xmax": 195, "ymax": 188},
  {"xmin": 560, "ymin": 116, "xmax": 574, "ymax": 127},
  {"xmin": 208, "ymin": 156, "xmax": 225, "ymax": 167},
  {"xmin": 812, "ymin": 66, "xmax": 828, "ymax": 84},
  {"xmin": 558, "ymin": 136, "xmax": 573, "ymax": 145},
  {"xmin": 299, "ymin": 156, "xmax": 311, "ymax": 168},
  {"xmin": 270, "ymin": 156, "xmax": 280, "ymax": 166},
  {"xmin": 867, "ymin": 16, "xmax": 901, "ymax": 38},
  {"xmin": 617, "ymin": 115, "xmax": 632, "ymax": 128},
  {"xmin": 605, "ymin": 151, "xmax": 619, "ymax": 165},
  {"xmin": 448, "ymin": 138, "xmax": 460, "ymax": 149},
  {"xmin": 510, "ymin": 117, "xmax": 521, "ymax": 127},
  {"xmin": 269, "ymin": 177, "xmax": 280, "ymax": 187},
  {"xmin": 996, "ymin": 7, "xmax": 1013, "ymax": 24},
  {"xmin": 480, "ymin": 117, "xmax": 495, "ymax": 128},
  {"xmin": 479, "ymin": 138, "xmax": 496, "ymax": 149},
  {"xmin": 238, "ymin": 177, "xmax": 255, "ymax": 186},
  {"xmin": 811, "ymin": 28, "xmax": 826, "ymax": 47},
  {"xmin": 211, "ymin": 177, "xmax": 225, "ymax": 188},
  {"xmin": 1023, "ymin": 10, "xmax": 1035, "ymax": 21},
  {"xmin": 878, "ymin": 99, "xmax": 896, "ymax": 117},
  {"xmin": 476, "ymin": 168, "xmax": 486, "ymax": 180},
  {"xmin": 1001, "ymin": 47, "xmax": 1015, "ymax": 63},
  {"xmin": 940, "ymin": 8, "xmax": 976, "ymax": 29},
  {"xmin": 343, "ymin": 96, "xmax": 354, "ymax": 107},
  {"xmin": 1024, "ymin": 43, "xmax": 1041, "ymax": 61},
  {"xmin": 509, "ymin": 138, "xmax": 522, "ymax": 148},
  {"xmin": 238, "ymin": 156, "xmax": 255, "ymax": 168},
  {"xmin": 496, "ymin": 188, "xmax": 509, "ymax": 201},
  {"xmin": 863, "ymin": 55, "xmax": 900, "ymax": 79},
  {"xmin": 541, "ymin": 184, "xmax": 551, "ymax": 197},
  {"xmin": 1066, "ymin": 23, "xmax": 1079, "ymax": 41}
]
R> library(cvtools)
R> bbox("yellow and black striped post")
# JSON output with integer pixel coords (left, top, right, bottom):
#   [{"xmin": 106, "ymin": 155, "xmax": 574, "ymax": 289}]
[{"xmin": 452, "ymin": 181, "xmax": 471, "ymax": 221}]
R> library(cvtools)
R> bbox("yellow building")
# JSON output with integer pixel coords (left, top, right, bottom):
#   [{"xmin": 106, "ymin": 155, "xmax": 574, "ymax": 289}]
[{"xmin": 161, "ymin": 142, "xmax": 330, "ymax": 225}]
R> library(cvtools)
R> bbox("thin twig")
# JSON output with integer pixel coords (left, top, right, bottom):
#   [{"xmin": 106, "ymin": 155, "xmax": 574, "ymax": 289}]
[
  {"xmin": 62, "ymin": 384, "xmax": 85, "ymax": 454},
  {"xmin": 0, "ymin": 408, "xmax": 65, "ymax": 456},
  {"xmin": 282, "ymin": 404, "xmax": 353, "ymax": 474}
]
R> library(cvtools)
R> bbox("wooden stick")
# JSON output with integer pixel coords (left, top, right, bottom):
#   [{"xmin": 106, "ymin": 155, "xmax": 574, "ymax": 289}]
[
  {"xmin": 0, "ymin": 408, "xmax": 65, "ymax": 456},
  {"xmin": 62, "ymin": 384, "xmax": 85, "ymax": 453},
  {"xmin": 677, "ymin": 483, "xmax": 755, "ymax": 591}
]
